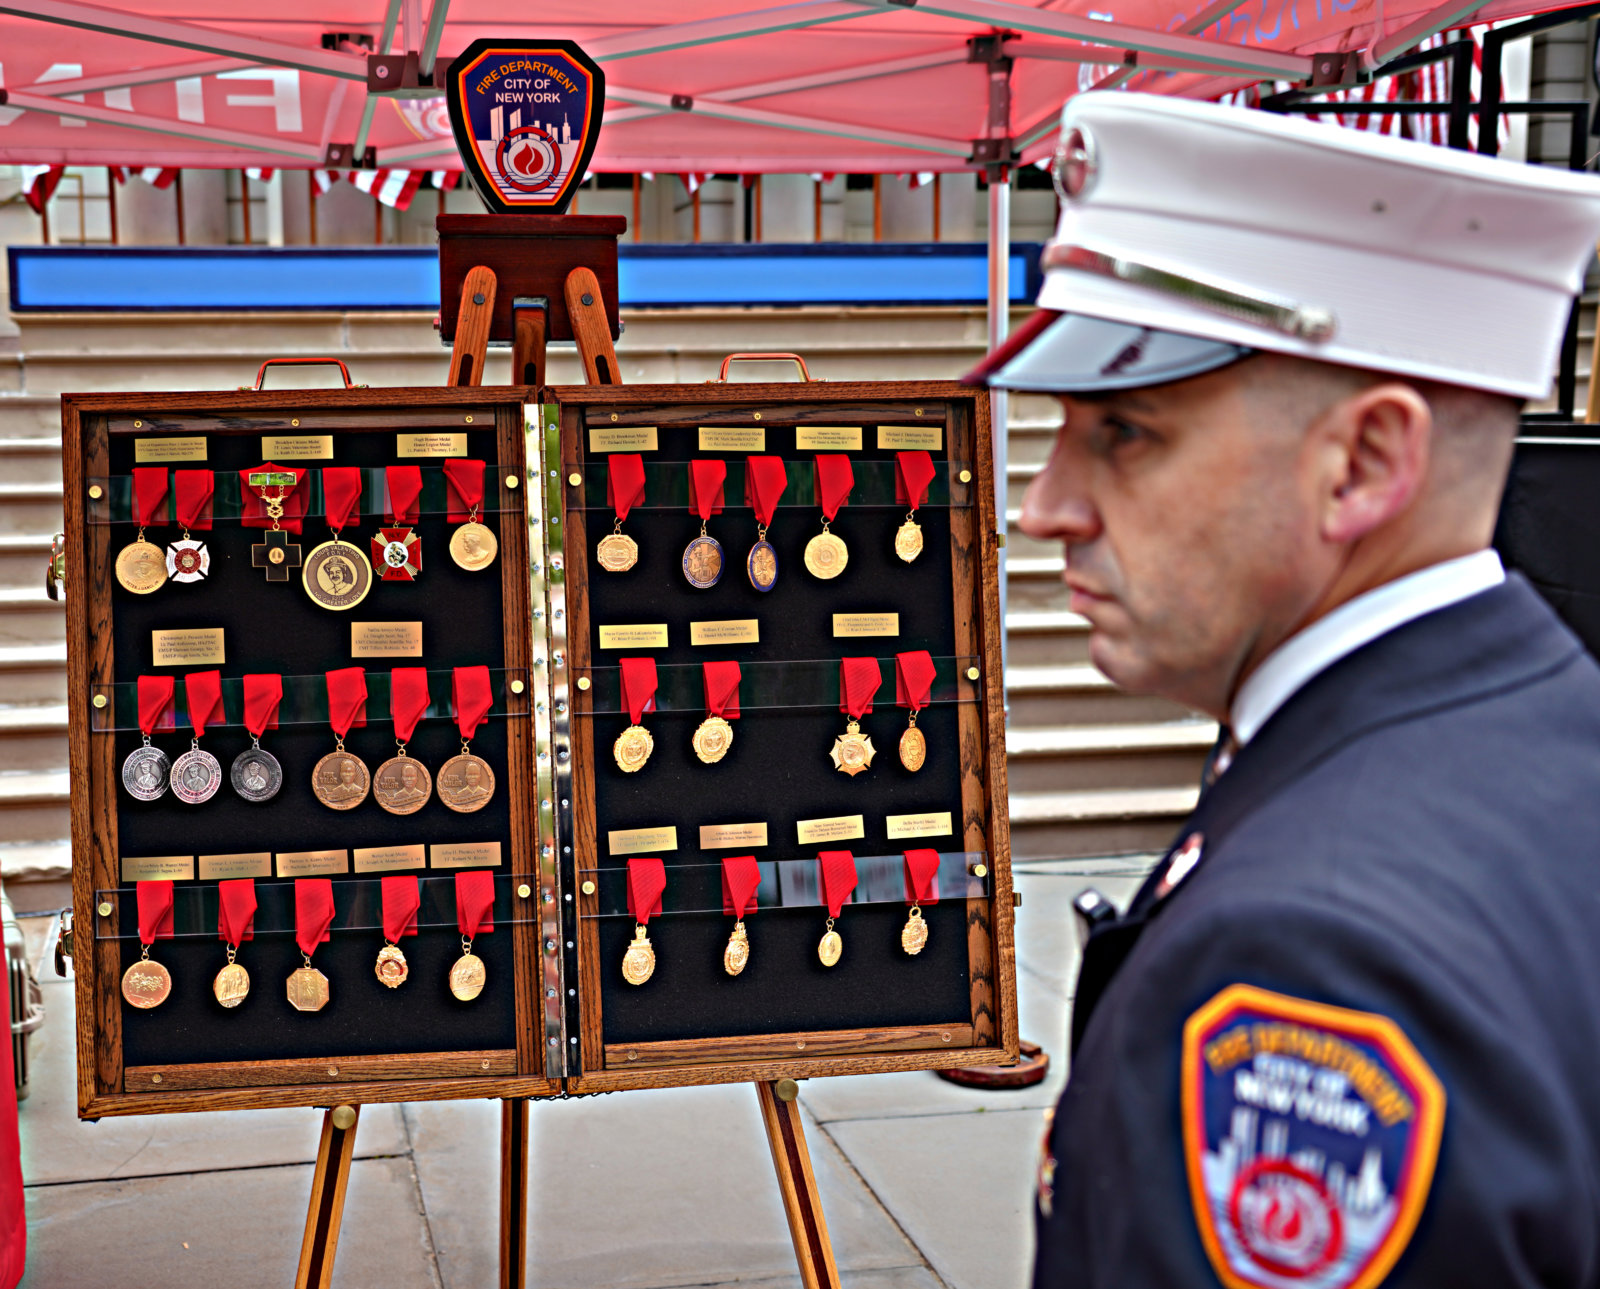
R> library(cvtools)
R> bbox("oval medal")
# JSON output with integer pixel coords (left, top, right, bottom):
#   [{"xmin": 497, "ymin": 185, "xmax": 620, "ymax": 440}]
[
  {"xmin": 302, "ymin": 539, "xmax": 373, "ymax": 611},
  {"xmin": 165, "ymin": 538, "xmax": 211, "ymax": 583},
  {"xmin": 683, "ymin": 534, "xmax": 724, "ymax": 588},
  {"xmin": 899, "ymin": 724, "xmax": 927, "ymax": 772},
  {"xmin": 115, "ymin": 539, "xmax": 168, "ymax": 594},
  {"xmin": 230, "ymin": 746, "xmax": 283, "ymax": 803},
  {"xmin": 622, "ymin": 927, "xmax": 656, "ymax": 985},
  {"xmin": 901, "ymin": 907, "xmax": 929, "ymax": 955},
  {"xmin": 213, "ymin": 961, "xmax": 251, "ymax": 1008},
  {"xmin": 171, "ymin": 746, "xmax": 222, "ymax": 804},
  {"xmin": 122, "ymin": 957, "xmax": 172, "ymax": 1009},
  {"xmin": 450, "ymin": 952, "xmax": 487, "ymax": 1001},
  {"xmin": 723, "ymin": 922, "xmax": 750, "ymax": 977},
  {"xmin": 817, "ymin": 929, "xmax": 843, "ymax": 968},
  {"xmin": 374, "ymin": 754, "xmax": 433, "ymax": 816},
  {"xmin": 437, "ymin": 752, "xmax": 496, "ymax": 813},
  {"xmin": 596, "ymin": 532, "xmax": 639, "ymax": 573},
  {"xmin": 614, "ymin": 724, "xmax": 654, "ymax": 773},
  {"xmin": 692, "ymin": 716, "xmax": 734, "ymax": 765},
  {"xmin": 375, "ymin": 944, "xmax": 409, "ymax": 988},
  {"xmin": 895, "ymin": 518, "xmax": 924, "ymax": 563},
  {"xmin": 121, "ymin": 744, "xmax": 171, "ymax": 801},
  {"xmin": 803, "ymin": 530, "xmax": 848, "ymax": 580},
  {"xmin": 747, "ymin": 540, "xmax": 778, "ymax": 592},
  {"xmin": 449, "ymin": 521, "xmax": 498, "ymax": 571},
  {"xmin": 312, "ymin": 750, "xmax": 371, "ymax": 811}
]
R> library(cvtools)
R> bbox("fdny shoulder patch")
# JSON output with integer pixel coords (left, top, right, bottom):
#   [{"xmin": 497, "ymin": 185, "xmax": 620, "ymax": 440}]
[{"xmin": 1181, "ymin": 984, "xmax": 1446, "ymax": 1289}]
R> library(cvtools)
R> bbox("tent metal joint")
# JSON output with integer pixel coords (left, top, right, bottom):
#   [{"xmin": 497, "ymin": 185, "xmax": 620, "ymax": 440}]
[
  {"xmin": 367, "ymin": 50, "xmax": 440, "ymax": 99},
  {"xmin": 1309, "ymin": 50, "xmax": 1367, "ymax": 88},
  {"xmin": 324, "ymin": 142, "xmax": 377, "ymax": 168}
]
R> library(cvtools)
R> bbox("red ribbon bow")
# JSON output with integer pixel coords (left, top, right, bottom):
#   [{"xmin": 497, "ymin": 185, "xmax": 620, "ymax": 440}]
[
  {"xmin": 385, "ymin": 465, "xmax": 423, "ymax": 525},
  {"xmin": 218, "ymin": 879, "xmax": 257, "ymax": 945},
  {"xmin": 607, "ymin": 455, "xmax": 646, "ymax": 521},
  {"xmin": 627, "ymin": 857, "xmax": 666, "ymax": 924},
  {"xmin": 294, "ymin": 879, "xmax": 335, "ymax": 956},
  {"xmin": 813, "ymin": 455, "xmax": 854, "ymax": 522},
  {"xmin": 453, "ymin": 665, "xmax": 492, "ymax": 741},
  {"xmin": 456, "ymin": 870, "xmax": 496, "ymax": 938},
  {"xmin": 689, "ymin": 459, "xmax": 727, "ymax": 521},
  {"xmin": 241, "ymin": 674, "xmax": 282, "ymax": 738},
  {"xmin": 325, "ymin": 667, "xmax": 368, "ymax": 738},
  {"xmin": 136, "ymin": 880, "xmax": 175, "ymax": 945},
  {"xmin": 895, "ymin": 651, "xmax": 937, "ymax": 713},
  {"xmin": 818, "ymin": 851, "xmax": 858, "ymax": 918},
  {"xmin": 903, "ymin": 849, "xmax": 941, "ymax": 905},
  {"xmin": 322, "ymin": 466, "xmax": 363, "ymax": 532},
  {"xmin": 894, "ymin": 451, "xmax": 937, "ymax": 511},
  {"xmin": 443, "ymin": 458, "xmax": 486, "ymax": 522},
  {"xmin": 389, "ymin": 668, "xmax": 431, "ymax": 745},
  {"xmin": 174, "ymin": 470, "xmax": 214, "ymax": 532},
  {"xmin": 839, "ymin": 657, "xmax": 882, "ymax": 719},
  {"xmin": 136, "ymin": 675, "xmax": 176, "ymax": 737},
  {"xmin": 184, "ymin": 670, "xmax": 225, "ymax": 737},
  {"xmin": 721, "ymin": 855, "xmax": 761, "ymax": 919},
  {"xmin": 744, "ymin": 457, "xmax": 788, "ymax": 527},
  {"xmin": 619, "ymin": 658, "xmax": 658, "ymax": 725},
  {"xmin": 130, "ymin": 467, "xmax": 169, "ymax": 528},
  {"xmin": 381, "ymin": 875, "xmax": 420, "ymax": 941},
  {"xmin": 703, "ymin": 661, "xmax": 741, "ymax": 720}
]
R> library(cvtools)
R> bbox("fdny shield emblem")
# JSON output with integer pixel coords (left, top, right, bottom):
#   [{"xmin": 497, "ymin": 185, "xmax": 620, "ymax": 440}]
[
  {"xmin": 445, "ymin": 39, "xmax": 604, "ymax": 214},
  {"xmin": 1181, "ymin": 985, "xmax": 1445, "ymax": 1289}
]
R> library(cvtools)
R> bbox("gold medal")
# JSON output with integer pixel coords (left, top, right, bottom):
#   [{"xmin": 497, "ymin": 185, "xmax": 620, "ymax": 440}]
[
  {"xmin": 121, "ymin": 951, "xmax": 172, "ymax": 1009},
  {"xmin": 899, "ymin": 718, "xmax": 927, "ymax": 772},
  {"xmin": 614, "ymin": 723, "xmax": 654, "ymax": 773},
  {"xmin": 115, "ymin": 537, "xmax": 168, "ymax": 594},
  {"xmin": 312, "ymin": 746, "xmax": 370, "ymax": 811},
  {"xmin": 438, "ymin": 751, "xmax": 495, "ymax": 813},
  {"xmin": 692, "ymin": 716, "xmax": 734, "ymax": 764},
  {"xmin": 803, "ymin": 527, "xmax": 849, "ymax": 580},
  {"xmin": 449, "ymin": 520, "xmax": 498, "ymax": 571},
  {"xmin": 723, "ymin": 920, "xmax": 751, "ymax": 976},
  {"xmin": 895, "ymin": 516, "xmax": 924, "ymax": 562},
  {"xmin": 302, "ymin": 538, "xmax": 373, "ymax": 611},
  {"xmin": 817, "ymin": 919, "xmax": 843, "ymax": 968},
  {"xmin": 449, "ymin": 949, "xmax": 487, "ymax": 1001},
  {"xmin": 213, "ymin": 952, "xmax": 250, "ymax": 1008},
  {"xmin": 901, "ymin": 906, "xmax": 929, "ymax": 955},
  {"xmin": 286, "ymin": 961, "xmax": 330, "ymax": 1012},
  {"xmin": 622, "ymin": 925, "xmax": 656, "ymax": 985},
  {"xmin": 829, "ymin": 719, "xmax": 876, "ymax": 776},
  {"xmin": 597, "ymin": 528, "xmax": 639, "ymax": 573},
  {"xmin": 373, "ymin": 752, "xmax": 432, "ymax": 816},
  {"xmin": 375, "ymin": 943, "xmax": 409, "ymax": 988}
]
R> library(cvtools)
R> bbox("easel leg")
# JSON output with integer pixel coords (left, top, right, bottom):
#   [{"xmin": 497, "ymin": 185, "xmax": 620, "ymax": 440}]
[
  {"xmin": 756, "ymin": 1080, "xmax": 840, "ymax": 1289},
  {"xmin": 512, "ymin": 299, "xmax": 548, "ymax": 389},
  {"xmin": 294, "ymin": 1104, "xmax": 360, "ymax": 1289},
  {"xmin": 565, "ymin": 267, "xmax": 622, "ymax": 386},
  {"xmin": 448, "ymin": 265, "xmax": 498, "ymax": 387},
  {"xmin": 499, "ymin": 1098, "xmax": 531, "ymax": 1289}
]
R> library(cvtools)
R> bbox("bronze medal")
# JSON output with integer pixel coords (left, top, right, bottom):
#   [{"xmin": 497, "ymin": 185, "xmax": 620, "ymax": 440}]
[
  {"xmin": 895, "ymin": 516, "xmax": 924, "ymax": 562},
  {"xmin": 723, "ymin": 921, "xmax": 751, "ymax": 977},
  {"xmin": 817, "ymin": 921, "xmax": 843, "ymax": 968},
  {"xmin": 596, "ymin": 530, "xmax": 639, "ymax": 573},
  {"xmin": 373, "ymin": 752, "xmax": 432, "ymax": 816},
  {"xmin": 901, "ymin": 906, "xmax": 929, "ymax": 955},
  {"xmin": 302, "ymin": 538, "xmax": 373, "ymax": 611},
  {"xmin": 213, "ymin": 956, "xmax": 250, "ymax": 1008},
  {"xmin": 614, "ymin": 723, "xmax": 654, "ymax": 773},
  {"xmin": 437, "ymin": 752, "xmax": 495, "ymax": 813},
  {"xmin": 449, "ymin": 520, "xmax": 498, "ymax": 572},
  {"xmin": 829, "ymin": 719, "xmax": 876, "ymax": 777},
  {"xmin": 115, "ymin": 538, "xmax": 168, "ymax": 594},
  {"xmin": 449, "ymin": 951, "xmax": 486, "ymax": 1001},
  {"xmin": 121, "ymin": 954, "xmax": 172, "ymax": 1009},
  {"xmin": 375, "ymin": 944, "xmax": 409, "ymax": 988},
  {"xmin": 692, "ymin": 716, "xmax": 734, "ymax": 765},
  {"xmin": 312, "ymin": 748, "xmax": 371, "ymax": 811},
  {"xmin": 622, "ymin": 925, "xmax": 656, "ymax": 985},
  {"xmin": 803, "ymin": 528, "xmax": 849, "ymax": 580},
  {"xmin": 286, "ymin": 963, "xmax": 330, "ymax": 1012},
  {"xmin": 682, "ymin": 533, "xmax": 724, "ymax": 588},
  {"xmin": 747, "ymin": 539, "xmax": 778, "ymax": 592},
  {"xmin": 899, "ymin": 721, "xmax": 927, "ymax": 772}
]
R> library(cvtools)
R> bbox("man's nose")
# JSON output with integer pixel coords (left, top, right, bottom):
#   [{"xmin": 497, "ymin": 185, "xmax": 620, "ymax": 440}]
[{"xmin": 1018, "ymin": 445, "xmax": 1100, "ymax": 545}]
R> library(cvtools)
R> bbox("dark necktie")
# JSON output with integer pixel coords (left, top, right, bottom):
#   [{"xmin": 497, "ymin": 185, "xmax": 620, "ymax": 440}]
[{"xmin": 1201, "ymin": 725, "xmax": 1238, "ymax": 789}]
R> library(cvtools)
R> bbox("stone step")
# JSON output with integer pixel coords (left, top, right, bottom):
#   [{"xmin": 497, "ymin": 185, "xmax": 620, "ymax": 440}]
[
  {"xmin": 0, "ymin": 484, "xmax": 65, "ymax": 537},
  {"xmin": 0, "ymin": 644, "xmax": 68, "ymax": 702},
  {"xmin": 1006, "ymin": 663, "xmax": 1196, "ymax": 725},
  {"xmin": 0, "ymin": 704, "xmax": 69, "ymax": 774},
  {"xmin": 0, "ymin": 534, "xmax": 57, "ymax": 591},
  {"xmin": 1005, "ymin": 720, "xmax": 1214, "ymax": 793},
  {"xmin": 0, "ymin": 395, "xmax": 66, "ymax": 438},
  {"xmin": 1008, "ymin": 786, "xmax": 1195, "ymax": 860},
  {"xmin": 0, "ymin": 437, "xmax": 63, "ymax": 485},
  {"xmin": 1001, "ymin": 555, "xmax": 1069, "ymax": 611},
  {"xmin": 0, "ymin": 589, "xmax": 66, "ymax": 646},
  {"xmin": 1004, "ymin": 609, "xmax": 1090, "ymax": 665},
  {"xmin": 0, "ymin": 770, "xmax": 70, "ymax": 845},
  {"xmin": 0, "ymin": 840, "xmax": 71, "ymax": 890}
]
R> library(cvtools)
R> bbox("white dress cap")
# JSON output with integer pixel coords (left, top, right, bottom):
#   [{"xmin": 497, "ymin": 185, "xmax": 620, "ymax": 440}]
[{"xmin": 972, "ymin": 92, "xmax": 1600, "ymax": 399}]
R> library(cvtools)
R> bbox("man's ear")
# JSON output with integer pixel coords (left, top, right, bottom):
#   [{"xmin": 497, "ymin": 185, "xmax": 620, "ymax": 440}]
[{"xmin": 1318, "ymin": 382, "xmax": 1433, "ymax": 544}]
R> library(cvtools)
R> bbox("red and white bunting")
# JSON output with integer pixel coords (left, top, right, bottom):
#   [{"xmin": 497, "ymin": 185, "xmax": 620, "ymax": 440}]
[
  {"xmin": 349, "ymin": 168, "xmax": 422, "ymax": 210},
  {"xmin": 311, "ymin": 169, "xmax": 340, "ymax": 195},
  {"xmin": 245, "ymin": 167, "xmax": 276, "ymax": 183},
  {"xmin": 680, "ymin": 172, "xmax": 709, "ymax": 193},
  {"xmin": 429, "ymin": 169, "xmax": 462, "ymax": 190},
  {"xmin": 20, "ymin": 164, "xmax": 64, "ymax": 213},
  {"xmin": 138, "ymin": 166, "xmax": 179, "ymax": 189}
]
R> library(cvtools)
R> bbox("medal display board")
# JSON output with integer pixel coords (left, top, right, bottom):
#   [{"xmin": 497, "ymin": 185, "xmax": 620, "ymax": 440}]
[
  {"xmin": 62, "ymin": 388, "xmax": 557, "ymax": 1117},
  {"xmin": 541, "ymin": 381, "xmax": 1018, "ymax": 1091}
]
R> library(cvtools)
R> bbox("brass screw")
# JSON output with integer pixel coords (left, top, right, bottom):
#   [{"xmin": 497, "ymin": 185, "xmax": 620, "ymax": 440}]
[
  {"xmin": 290, "ymin": 418, "xmax": 300, "ymax": 427},
  {"xmin": 506, "ymin": 475, "xmax": 520, "ymax": 489},
  {"xmin": 150, "ymin": 1073, "xmax": 161, "ymax": 1083},
  {"xmin": 753, "ymin": 412, "xmax": 762, "ymax": 421},
  {"xmin": 610, "ymin": 413, "xmax": 619, "ymax": 422},
  {"xmin": 966, "ymin": 666, "xmax": 980, "ymax": 680},
  {"xmin": 581, "ymin": 880, "xmax": 596, "ymax": 895},
  {"xmin": 133, "ymin": 420, "xmax": 143, "ymax": 429},
  {"xmin": 796, "ymin": 1040, "xmax": 806, "ymax": 1050},
  {"xmin": 88, "ymin": 485, "xmax": 103, "ymax": 500},
  {"xmin": 517, "ymin": 883, "xmax": 532, "ymax": 898},
  {"xmin": 464, "ymin": 415, "xmax": 474, "ymax": 424},
  {"xmin": 915, "ymin": 408, "xmax": 924, "ymax": 416},
  {"xmin": 568, "ymin": 472, "xmax": 582, "ymax": 486},
  {"xmin": 327, "ymin": 1066, "xmax": 339, "ymax": 1078},
  {"xmin": 481, "ymin": 1059, "xmax": 491, "ymax": 1070},
  {"xmin": 92, "ymin": 694, "xmax": 107, "ymax": 709},
  {"xmin": 941, "ymin": 1031, "xmax": 952, "ymax": 1042},
  {"xmin": 331, "ymin": 1104, "xmax": 357, "ymax": 1130},
  {"xmin": 627, "ymin": 1050, "xmax": 638, "ymax": 1060},
  {"xmin": 973, "ymin": 863, "xmax": 988, "ymax": 878},
  {"xmin": 775, "ymin": 1078, "xmax": 800, "ymax": 1102},
  {"xmin": 577, "ymin": 677, "xmax": 591, "ymax": 691},
  {"xmin": 960, "ymin": 469, "xmax": 972, "ymax": 483},
  {"xmin": 97, "ymin": 901, "xmax": 112, "ymax": 917},
  {"xmin": 509, "ymin": 679, "xmax": 525, "ymax": 695}
]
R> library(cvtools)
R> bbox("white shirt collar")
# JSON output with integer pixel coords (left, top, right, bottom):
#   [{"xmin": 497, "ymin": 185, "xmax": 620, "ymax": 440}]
[{"xmin": 1230, "ymin": 549, "xmax": 1506, "ymax": 747}]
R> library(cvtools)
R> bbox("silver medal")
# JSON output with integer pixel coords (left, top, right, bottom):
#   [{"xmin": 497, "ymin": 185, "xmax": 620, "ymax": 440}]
[
  {"xmin": 170, "ymin": 745, "xmax": 223, "ymax": 804},
  {"xmin": 230, "ymin": 744, "xmax": 283, "ymax": 803},
  {"xmin": 165, "ymin": 538, "xmax": 211, "ymax": 583},
  {"xmin": 121, "ymin": 743, "xmax": 171, "ymax": 801}
]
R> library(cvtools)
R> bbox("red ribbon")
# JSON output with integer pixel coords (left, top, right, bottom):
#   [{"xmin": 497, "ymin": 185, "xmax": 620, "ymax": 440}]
[
  {"xmin": 241, "ymin": 674, "xmax": 282, "ymax": 737},
  {"xmin": 131, "ymin": 467, "xmax": 169, "ymax": 528},
  {"xmin": 839, "ymin": 657, "xmax": 882, "ymax": 718},
  {"xmin": 703, "ymin": 661, "xmax": 741, "ymax": 720},
  {"xmin": 322, "ymin": 466, "xmax": 363, "ymax": 532},
  {"xmin": 818, "ymin": 851, "xmax": 858, "ymax": 918},
  {"xmin": 184, "ymin": 670, "xmax": 224, "ymax": 737},
  {"xmin": 721, "ymin": 855, "xmax": 761, "ymax": 918},
  {"xmin": 626, "ymin": 857, "xmax": 666, "ymax": 924},
  {"xmin": 813, "ymin": 455, "xmax": 854, "ymax": 522},
  {"xmin": 389, "ymin": 667, "xmax": 431, "ymax": 744},
  {"xmin": 443, "ymin": 458, "xmax": 486, "ymax": 522},
  {"xmin": 385, "ymin": 465, "xmax": 423, "ymax": 525},
  {"xmin": 239, "ymin": 463, "xmax": 308, "ymax": 533},
  {"xmin": 453, "ymin": 665, "xmax": 492, "ymax": 741},
  {"xmin": 903, "ymin": 849, "xmax": 941, "ymax": 905},
  {"xmin": 174, "ymin": 470, "xmax": 214, "ymax": 532},
  {"xmin": 744, "ymin": 456, "xmax": 788, "ymax": 528},
  {"xmin": 895, "ymin": 651, "xmax": 937, "ymax": 713},
  {"xmin": 381, "ymin": 874, "xmax": 420, "ymax": 941},
  {"xmin": 619, "ymin": 658, "xmax": 658, "ymax": 725},
  {"xmin": 294, "ymin": 878, "xmax": 334, "ymax": 955},
  {"xmin": 137, "ymin": 675, "xmax": 176, "ymax": 737},
  {"xmin": 894, "ymin": 451, "xmax": 937, "ymax": 510},
  {"xmin": 607, "ymin": 455, "xmax": 646, "ymax": 522},
  {"xmin": 689, "ymin": 459, "xmax": 726, "ymax": 520},
  {"xmin": 325, "ymin": 667, "xmax": 368, "ymax": 737},
  {"xmin": 136, "ymin": 880, "xmax": 174, "ymax": 944},
  {"xmin": 218, "ymin": 878, "xmax": 257, "ymax": 944},
  {"xmin": 456, "ymin": 870, "xmax": 495, "ymax": 937}
]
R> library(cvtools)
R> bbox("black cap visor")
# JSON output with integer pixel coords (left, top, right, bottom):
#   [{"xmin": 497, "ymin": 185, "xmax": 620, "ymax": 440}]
[{"xmin": 965, "ymin": 308, "xmax": 1251, "ymax": 394}]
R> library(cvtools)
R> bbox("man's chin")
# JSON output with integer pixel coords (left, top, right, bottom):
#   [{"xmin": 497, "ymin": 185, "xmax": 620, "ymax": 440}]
[{"xmin": 1086, "ymin": 634, "xmax": 1160, "ymax": 696}]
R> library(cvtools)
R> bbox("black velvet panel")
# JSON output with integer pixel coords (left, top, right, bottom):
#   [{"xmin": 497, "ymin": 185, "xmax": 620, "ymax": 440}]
[
  {"xmin": 578, "ymin": 420, "xmax": 978, "ymax": 1045},
  {"xmin": 1496, "ymin": 437, "xmax": 1600, "ymax": 659},
  {"xmin": 105, "ymin": 420, "xmax": 518, "ymax": 1065}
]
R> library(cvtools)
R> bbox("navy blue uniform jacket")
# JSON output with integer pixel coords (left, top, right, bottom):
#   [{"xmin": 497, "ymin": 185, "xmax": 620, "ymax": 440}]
[{"xmin": 1034, "ymin": 575, "xmax": 1600, "ymax": 1288}]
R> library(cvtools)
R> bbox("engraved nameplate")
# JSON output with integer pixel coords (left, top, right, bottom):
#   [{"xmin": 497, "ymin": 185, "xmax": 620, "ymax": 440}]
[
  {"xmin": 795, "ymin": 426, "xmax": 862, "ymax": 451},
  {"xmin": 795, "ymin": 815, "xmax": 865, "ymax": 844},
  {"xmin": 261, "ymin": 435, "xmax": 334, "ymax": 460},
  {"xmin": 833, "ymin": 613, "xmax": 899, "ymax": 637},
  {"xmin": 699, "ymin": 822, "xmax": 769, "ymax": 849},
  {"xmin": 351, "ymin": 622, "xmax": 424, "ymax": 658},
  {"xmin": 354, "ymin": 844, "xmax": 427, "ymax": 873},
  {"xmin": 134, "ymin": 437, "xmax": 207, "ymax": 463},
  {"xmin": 885, "ymin": 811, "xmax": 954, "ymax": 840},
  {"xmin": 608, "ymin": 826, "xmax": 678, "ymax": 855},
  {"xmin": 589, "ymin": 427, "xmax": 658, "ymax": 452},
  {"xmin": 120, "ymin": 855, "xmax": 194, "ymax": 882},
  {"xmin": 398, "ymin": 432, "xmax": 468, "ymax": 457},
  {"xmin": 690, "ymin": 619, "xmax": 759, "ymax": 646},
  {"xmin": 151, "ymin": 628, "xmax": 225, "ymax": 667},
  {"xmin": 877, "ymin": 425, "xmax": 944, "ymax": 451},
  {"xmin": 430, "ymin": 841, "xmax": 503, "ymax": 869},
  {"xmin": 197, "ymin": 852, "xmax": 272, "ymax": 880},
  {"xmin": 276, "ymin": 849, "xmax": 350, "ymax": 876},
  {"xmin": 699, "ymin": 427, "xmax": 765, "ymax": 451},
  {"xmin": 598, "ymin": 624, "xmax": 669, "ymax": 650}
]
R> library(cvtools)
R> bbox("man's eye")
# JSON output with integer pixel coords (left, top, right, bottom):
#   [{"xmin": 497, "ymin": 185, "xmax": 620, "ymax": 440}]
[{"xmin": 1103, "ymin": 417, "xmax": 1147, "ymax": 449}]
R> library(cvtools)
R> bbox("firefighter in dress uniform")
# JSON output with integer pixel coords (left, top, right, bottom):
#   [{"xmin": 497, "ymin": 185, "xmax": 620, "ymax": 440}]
[{"xmin": 967, "ymin": 92, "xmax": 1600, "ymax": 1288}]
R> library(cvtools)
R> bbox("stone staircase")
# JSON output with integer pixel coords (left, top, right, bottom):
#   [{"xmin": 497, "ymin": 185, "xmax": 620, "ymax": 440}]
[{"xmin": 0, "ymin": 305, "xmax": 1215, "ymax": 907}]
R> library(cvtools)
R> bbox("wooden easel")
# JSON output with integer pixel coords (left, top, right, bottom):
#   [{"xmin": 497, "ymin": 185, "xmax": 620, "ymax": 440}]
[{"xmin": 292, "ymin": 261, "xmax": 842, "ymax": 1289}]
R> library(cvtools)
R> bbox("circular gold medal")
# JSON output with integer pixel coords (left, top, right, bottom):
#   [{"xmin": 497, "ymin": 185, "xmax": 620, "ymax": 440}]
[
  {"xmin": 818, "ymin": 926, "xmax": 843, "ymax": 968},
  {"xmin": 115, "ymin": 539, "xmax": 168, "ymax": 594},
  {"xmin": 614, "ymin": 724, "xmax": 654, "ymax": 773},
  {"xmin": 803, "ymin": 530, "xmax": 849, "ymax": 580},
  {"xmin": 313, "ymin": 750, "xmax": 370, "ymax": 810},
  {"xmin": 450, "ymin": 521, "xmax": 498, "ymax": 571},
  {"xmin": 829, "ymin": 720, "xmax": 876, "ymax": 777},
  {"xmin": 122, "ymin": 956, "xmax": 172, "ymax": 1008},
  {"xmin": 302, "ymin": 538, "xmax": 373, "ymax": 611},
  {"xmin": 692, "ymin": 716, "xmax": 734, "ymax": 764},
  {"xmin": 622, "ymin": 926, "xmax": 656, "ymax": 985},
  {"xmin": 287, "ymin": 964, "xmax": 330, "ymax": 1012},
  {"xmin": 375, "ymin": 944, "xmax": 409, "ymax": 988},
  {"xmin": 895, "ymin": 517, "xmax": 924, "ymax": 562},
  {"xmin": 899, "ymin": 723, "xmax": 927, "ymax": 772},
  {"xmin": 373, "ymin": 753, "xmax": 432, "ymax": 816},
  {"xmin": 437, "ymin": 752, "xmax": 495, "ymax": 813},
  {"xmin": 901, "ymin": 907, "xmax": 929, "ymax": 955},
  {"xmin": 723, "ymin": 921, "xmax": 750, "ymax": 977},
  {"xmin": 450, "ymin": 951, "xmax": 486, "ymax": 1001},
  {"xmin": 213, "ymin": 960, "xmax": 250, "ymax": 1008},
  {"xmin": 596, "ymin": 532, "xmax": 639, "ymax": 573}
]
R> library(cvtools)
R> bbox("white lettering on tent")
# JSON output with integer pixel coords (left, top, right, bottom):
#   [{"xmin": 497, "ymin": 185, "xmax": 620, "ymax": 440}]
[
  {"xmin": 175, "ymin": 75, "xmax": 204, "ymax": 123},
  {"xmin": 220, "ymin": 68, "xmax": 302, "ymax": 133},
  {"xmin": 33, "ymin": 63, "xmax": 86, "ymax": 128}
]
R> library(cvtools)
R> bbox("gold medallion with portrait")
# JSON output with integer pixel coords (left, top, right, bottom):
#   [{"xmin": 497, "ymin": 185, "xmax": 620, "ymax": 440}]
[
  {"xmin": 622, "ymin": 926, "xmax": 656, "ymax": 985},
  {"xmin": 437, "ymin": 752, "xmax": 496, "ymax": 813},
  {"xmin": 116, "ymin": 538, "xmax": 168, "ymax": 594},
  {"xmin": 374, "ymin": 753, "xmax": 433, "ymax": 816},
  {"xmin": 829, "ymin": 720, "xmax": 875, "ymax": 776},
  {"xmin": 312, "ymin": 750, "xmax": 371, "ymax": 811},
  {"xmin": 895, "ymin": 517, "xmax": 924, "ymax": 562},
  {"xmin": 302, "ymin": 539, "xmax": 372, "ymax": 611},
  {"xmin": 450, "ymin": 521, "xmax": 498, "ymax": 572}
]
